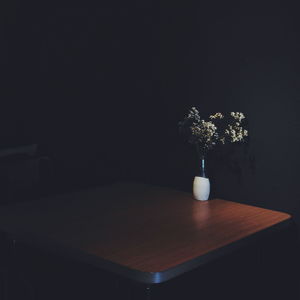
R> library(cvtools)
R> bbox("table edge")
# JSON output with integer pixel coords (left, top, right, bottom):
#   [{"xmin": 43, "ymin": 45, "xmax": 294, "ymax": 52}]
[{"xmin": 3, "ymin": 216, "xmax": 292, "ymax": 285}]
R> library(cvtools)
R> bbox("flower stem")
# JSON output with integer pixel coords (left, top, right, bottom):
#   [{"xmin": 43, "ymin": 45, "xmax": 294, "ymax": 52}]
[{"xmin": 196, "ymin": 143, "xmax": 206, "ymax": 177}]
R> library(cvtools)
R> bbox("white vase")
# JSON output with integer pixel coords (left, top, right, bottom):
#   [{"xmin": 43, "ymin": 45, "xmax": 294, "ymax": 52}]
[{"xmin": 193, "ymin": 176, "xmax": 210, "ymax": 201}]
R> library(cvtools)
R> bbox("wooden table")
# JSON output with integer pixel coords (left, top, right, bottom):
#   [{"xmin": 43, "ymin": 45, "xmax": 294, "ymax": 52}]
[{"xmin": 0, "ymin": 182, "xmax": 293, "ymax": 299}]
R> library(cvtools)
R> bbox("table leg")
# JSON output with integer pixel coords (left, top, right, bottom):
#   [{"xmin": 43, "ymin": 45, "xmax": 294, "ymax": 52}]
[
  {"xmin": 131, "ymin": 284, "xmax": 152, "ymax": 300},
  {"xmin": 7, "ymin": 238, "xmax": 36, "ymax": 300},
  {"xmin": 4, "ymin": 238, "xmax": 16, "ymax": 300},
  {"xmin": 2, "ymin": 272, "xmax": 9, "ymax": 300},
  {"xmin": 145, "ymin": 285, "xmax": 151, "ymax": 300}
]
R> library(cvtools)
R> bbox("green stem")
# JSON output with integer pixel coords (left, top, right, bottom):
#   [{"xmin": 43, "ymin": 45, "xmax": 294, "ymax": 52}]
[{"xmin": 196, "ymin": 143, "xmax": 207, "ymax": 178}]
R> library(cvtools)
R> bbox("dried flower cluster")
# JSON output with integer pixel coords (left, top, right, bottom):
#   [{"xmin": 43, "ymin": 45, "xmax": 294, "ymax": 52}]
[
  {"xmin": 209, "ymin": 112, "xmax": 224, "ymax": 120},
  {"xmin": 179, "ymin": 107, "xmax": 248, "ymax": 156},
  {"xmin": 224, "ymin": 112, "xmax": 248, "ymax": 143},
  {"xmin": 190, "ymin": 119, "xmax": 218, "ymax": 150}
]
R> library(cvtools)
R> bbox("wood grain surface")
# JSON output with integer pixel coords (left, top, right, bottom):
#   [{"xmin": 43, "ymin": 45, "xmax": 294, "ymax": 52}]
[{"xmin": 0, "ymin": 182, "xmax": 291, "ymax": 282}]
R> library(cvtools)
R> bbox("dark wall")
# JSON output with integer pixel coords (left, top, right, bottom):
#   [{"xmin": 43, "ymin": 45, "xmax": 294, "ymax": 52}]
[
  {"xmin": 2, "ymin": 2, "xmax": 300, "ymax": 226},
  {"xmin": 2, "ymin": 1, "xmax": 155, "ymax": 187},
  {"xmin": 156, "ymin": 1, "xmax": 300, "ymax": 226},
  {"xmin": 159, "ymin": 1, "xmax": 300, "ymax": 227}
]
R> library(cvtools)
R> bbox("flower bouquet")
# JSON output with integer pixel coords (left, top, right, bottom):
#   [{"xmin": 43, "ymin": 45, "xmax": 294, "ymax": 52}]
[{"xmin": 179, "ymin": 107, "xmax": 248, "ymax": 200}]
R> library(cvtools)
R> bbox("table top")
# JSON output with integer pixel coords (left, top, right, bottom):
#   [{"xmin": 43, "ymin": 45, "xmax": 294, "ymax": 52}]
[{"xmin": 0, "ymin": 182, "xmax": 291, "ymax": 284}]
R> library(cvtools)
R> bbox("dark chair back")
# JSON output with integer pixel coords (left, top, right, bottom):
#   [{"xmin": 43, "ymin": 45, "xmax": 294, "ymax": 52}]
[{"xmin": 0, "ymin": 144, "xmax": 53, "ymax": 205}]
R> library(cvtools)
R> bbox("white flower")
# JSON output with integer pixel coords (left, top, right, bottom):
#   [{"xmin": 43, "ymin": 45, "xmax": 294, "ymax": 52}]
[
  {"xmin": 180, "ymin": 107, "xmax": 248, "ymax": 152},
  {"xmin": 231, "ymin": 112, "xmax": 245, "ymax": 122},
  {"xmin": 209, "ymin": 112, "xmax": 224, "ymax": 119},
  {"xmin": 187, "ymin": 107, "xmax": 201, "ymax": 122}
]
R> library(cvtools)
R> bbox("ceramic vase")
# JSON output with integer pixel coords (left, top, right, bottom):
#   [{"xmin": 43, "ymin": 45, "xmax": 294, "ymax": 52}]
[{"xmin": 193, "ymin": 156, "xmax": 210, "ymax": 201}]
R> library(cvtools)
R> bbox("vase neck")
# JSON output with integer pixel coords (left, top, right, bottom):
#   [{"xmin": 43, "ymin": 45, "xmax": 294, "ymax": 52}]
[{"xmin": 199, "ymin": 157, "xmax": 207, "ymax": 178}]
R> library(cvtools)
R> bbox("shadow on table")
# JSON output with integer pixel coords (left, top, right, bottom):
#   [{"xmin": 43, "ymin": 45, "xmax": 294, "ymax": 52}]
[{"xmin": 0, "ymin": 220, "xmax": 298, "ymax": 300}]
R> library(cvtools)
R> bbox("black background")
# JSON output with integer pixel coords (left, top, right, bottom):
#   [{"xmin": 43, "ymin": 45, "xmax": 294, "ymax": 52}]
[
  {"xmin": 2, "ymin": 1, "xmax": 300, "ymax": 228},
  {"xmin": 1, "ymin": 1, "xmax": 300, "ymax": 298}
]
